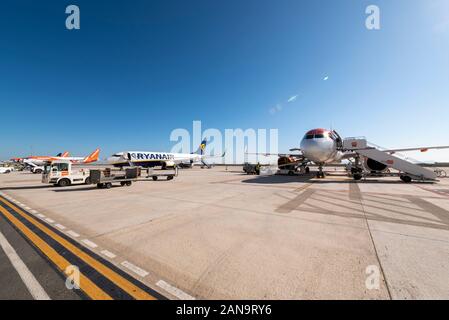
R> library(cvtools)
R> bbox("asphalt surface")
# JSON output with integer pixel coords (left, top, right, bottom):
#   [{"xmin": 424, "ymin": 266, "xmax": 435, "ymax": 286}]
[
  {"xmin": 0, "ymin": 209, "xmax": 82, "ymax": 300},
  {"xmin": 1, "ymin": 167, "xmax": 449, "ymax": 299}
]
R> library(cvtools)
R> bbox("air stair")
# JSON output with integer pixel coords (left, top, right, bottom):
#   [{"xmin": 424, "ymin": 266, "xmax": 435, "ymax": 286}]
[{"xmin": 342, "ymin": 138, "xmax": 437, "ymax": 181}]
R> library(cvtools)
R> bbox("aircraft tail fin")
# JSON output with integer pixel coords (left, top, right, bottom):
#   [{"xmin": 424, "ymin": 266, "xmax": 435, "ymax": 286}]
[
  {"xmin": 192, "ymin": 139, "xmax": 207, "ymax": 155},
  {"xmin": 82, "ymin": 148, "xmax": 100, "ymax": 163},
  {"xmin": 61, "ymin": 151, "xmax": 70, "ymax": 157}
]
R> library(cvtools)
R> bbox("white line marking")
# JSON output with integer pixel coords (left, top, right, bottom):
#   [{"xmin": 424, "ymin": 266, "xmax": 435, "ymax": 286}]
[
  {"xmin": 121, "ymin": 261, "xmax": 149, "ymax": 277},
  {"xmin": 81, "ymin": 239, "xmax": 98, "ymax": 248},
  {"xmin": 156, "ymin": 280, "xmax": 195, "ymax": 300},
  {"xmin": 67, "ymin": 231, "xmax": 80, "ymax": 238},
  {"xmin": 100, "ymin": 250, "xmax": 116, "ymax": 259},
  {"xmin": 24, "ymin": 206, "xmax": 31, "ymax": 210},
  {"xmin": 30, "ymin": 210, "xmax": 38, "ymax": 214},
  {"xmin": 37, "ymin": 214, "xmax": 46, "ymax": 218},
  {"xmin": 55, "ymin": 224, "xmax": 66, "ymax": 230},
  {"xmin": 44, "ymin": 218, "xmax": 54, "ymax": 224},
  {"xmin": 0, "ymin": 230, "xmax": 51, "ymax": 300}
]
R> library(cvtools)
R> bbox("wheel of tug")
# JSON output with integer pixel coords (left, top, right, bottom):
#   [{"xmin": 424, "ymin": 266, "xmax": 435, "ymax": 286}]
[
  {"xmin": 305, "ymin": 167, "xmax": 310, "ymax": 174},
  {"xmin": 126, "ymin": 181, "xmax": 132, "ymax": 186},
  {"xmin": 105, "ymin": 182, "xmax": 112, "ymax": 189},
  {"xmin": 152, "ymin": 176, "xmax": 158, "ymax": 181},
  {"xmin": 58, "ymin": 178, "xmax": 71, "ymax": 187}
]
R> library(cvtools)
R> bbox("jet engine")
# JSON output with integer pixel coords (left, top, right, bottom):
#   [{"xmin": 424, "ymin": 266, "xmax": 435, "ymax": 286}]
[{"xmin": 363, "ymin": 157, "xmax": 388, "ymax": 172}]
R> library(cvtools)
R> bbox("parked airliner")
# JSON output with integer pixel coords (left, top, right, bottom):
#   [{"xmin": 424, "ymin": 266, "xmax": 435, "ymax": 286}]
[{"xmin": 107, "ymin": 139, "xmax": 218, "ymax": 168}]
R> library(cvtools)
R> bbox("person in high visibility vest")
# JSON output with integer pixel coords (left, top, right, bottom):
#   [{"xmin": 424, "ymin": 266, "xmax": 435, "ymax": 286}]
[{"xmin": 255, "ymin": 162, "xmax": 261, "ymax": 175}]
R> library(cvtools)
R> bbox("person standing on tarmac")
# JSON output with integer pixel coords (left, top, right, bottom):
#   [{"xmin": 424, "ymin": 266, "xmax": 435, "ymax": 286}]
[{"xmin": 255, "ymin": 162, "xmax": 261, "ymax": 175}]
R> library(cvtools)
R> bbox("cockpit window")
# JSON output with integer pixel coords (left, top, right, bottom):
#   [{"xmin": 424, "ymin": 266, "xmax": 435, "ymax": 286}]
[
  {"xmin": 314, "ymin": 134, "xmax": 325, "ymax": 138},
  {"xmin": 305, "ymin": 134, "xmax": 314, "ymax": 139}
]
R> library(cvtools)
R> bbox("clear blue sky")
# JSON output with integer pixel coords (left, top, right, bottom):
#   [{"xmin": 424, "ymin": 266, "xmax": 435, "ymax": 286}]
[{"xmin": 1, "ymin": 0, "xmax": 448, "ymax": 161}]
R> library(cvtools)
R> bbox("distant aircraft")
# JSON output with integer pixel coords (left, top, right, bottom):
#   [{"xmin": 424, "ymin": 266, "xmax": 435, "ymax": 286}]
[
  {"xmin": 11, "ymin": 151, "xmax": 69, "ymax": 163},
  {"xmin": 108, "ymin": 139, "xmax": 222, "ymax": 168},
  {"xmin": 21, "ymin": 149, "xmax": 100, "ymax": 167},
  {"xmin": 254, "ymin": 128, "xmax": 449, "ymax": 182}
]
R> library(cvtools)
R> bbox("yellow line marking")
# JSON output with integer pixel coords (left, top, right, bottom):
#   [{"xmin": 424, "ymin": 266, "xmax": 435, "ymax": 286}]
[
  {"xmin": 0, "ymin": 197, "xmax": 157, "ymax": 300},
  {"xmin": 0, "ymin": 205, "xmax": 111, "ymax": 300}
]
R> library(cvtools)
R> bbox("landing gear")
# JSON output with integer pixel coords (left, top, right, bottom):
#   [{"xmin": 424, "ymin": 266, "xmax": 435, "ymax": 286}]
[
  {"xmin": 353, "ymin": 173, "xmax": 363, "ymax": 181},
  {"xmin": 316, "ymin": 166, "xmax": 325, "ymax": 178}
]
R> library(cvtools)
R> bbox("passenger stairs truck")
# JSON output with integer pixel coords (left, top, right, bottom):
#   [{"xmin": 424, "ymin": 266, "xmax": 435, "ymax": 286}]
[{"xmin": 342, "ymin": 138, "xmax": 438, "ymax": 182}]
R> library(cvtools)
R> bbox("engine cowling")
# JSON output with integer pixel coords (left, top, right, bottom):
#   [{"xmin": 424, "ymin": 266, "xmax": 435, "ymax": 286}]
[{"xmin": 363, "ymin": 157, "xmax": 388, "ymax": 172}]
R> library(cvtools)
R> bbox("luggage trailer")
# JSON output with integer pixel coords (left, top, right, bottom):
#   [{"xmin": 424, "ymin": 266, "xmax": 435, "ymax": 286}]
[{"xmin": 89, "ymin": 167, "xmax": 178, "ymax": 189}]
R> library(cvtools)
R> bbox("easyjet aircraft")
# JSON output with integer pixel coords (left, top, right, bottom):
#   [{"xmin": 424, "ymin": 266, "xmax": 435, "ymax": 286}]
[
  {"xmin": 22, "ymin": 149, "xmax": 100, "ymax": 166},
  {"xmin": 11, "ymin": 152, "xmax": 69, "ymax": 163}
]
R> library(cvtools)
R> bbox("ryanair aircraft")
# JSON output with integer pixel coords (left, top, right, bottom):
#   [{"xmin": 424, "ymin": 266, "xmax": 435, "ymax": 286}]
[{"xmin": 107, "ymin": 139, "xmax": 211, "ymax": 168}]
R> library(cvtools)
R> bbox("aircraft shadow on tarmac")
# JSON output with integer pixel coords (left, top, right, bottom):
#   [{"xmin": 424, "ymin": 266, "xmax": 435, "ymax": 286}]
[
  {"xmin": 242, "ymin": 175, "xmax": 435, "ymax": 185},
  {"xmin": 273, "ymin": 187, "xmax": 449, "ymax": 231},
  {"xmin": 241, "ymin": 175, "xmax": 315, "ymax": 184}
]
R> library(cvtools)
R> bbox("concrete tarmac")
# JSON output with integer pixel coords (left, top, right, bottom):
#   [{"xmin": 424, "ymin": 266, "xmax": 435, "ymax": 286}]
[{"xmin": 1, "ymin": 167, "xmax": 448, "ymax": 299}]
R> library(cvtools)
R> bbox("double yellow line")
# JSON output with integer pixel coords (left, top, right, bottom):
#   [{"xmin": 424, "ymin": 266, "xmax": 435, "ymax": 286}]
[{"xmin": 0, "ymin": 197, "xmax": 158, "ymax": 300}]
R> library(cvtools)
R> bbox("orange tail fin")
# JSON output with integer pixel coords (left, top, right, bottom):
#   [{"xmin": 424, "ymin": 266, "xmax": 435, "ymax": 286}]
[
  {"xmin": 61, "ymin": 151, "xmax": 70, "ymax": 157},
  {"xmin": 82, "ymin": 148, "xmax": 100, "ymax": 163}
]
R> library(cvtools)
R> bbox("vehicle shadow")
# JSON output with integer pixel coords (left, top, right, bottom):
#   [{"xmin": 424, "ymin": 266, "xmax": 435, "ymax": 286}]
[{"xmin": 0, "ymin": 185, "xmax": 55, "ymax": 191}]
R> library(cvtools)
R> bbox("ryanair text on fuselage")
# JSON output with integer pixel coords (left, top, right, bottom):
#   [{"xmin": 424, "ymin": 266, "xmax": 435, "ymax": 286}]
[{"xmin": 130, "ymin": 152, "xmax": 175, "ymax": 161}]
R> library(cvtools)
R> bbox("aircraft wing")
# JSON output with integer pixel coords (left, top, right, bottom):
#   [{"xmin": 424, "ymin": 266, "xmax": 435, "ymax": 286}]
[
  {"xmin": 203, "ymin": 151, "xmax": 226, "ymax": 159},
  {"xmin": 245, "ymin": 152, "xmax": 303, "ymax": 158},
  {"xmin": 383, "ymin": 145, "xmax": 449, "ymax": 154}
]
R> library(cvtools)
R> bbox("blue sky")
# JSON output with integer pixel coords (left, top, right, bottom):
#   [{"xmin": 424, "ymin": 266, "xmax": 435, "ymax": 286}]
[{"xmin": 1, "ymin": 0, "xmax": 448, "ymax": 162}]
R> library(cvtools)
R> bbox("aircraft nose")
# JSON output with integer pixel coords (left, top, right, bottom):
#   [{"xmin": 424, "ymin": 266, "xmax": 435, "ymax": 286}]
[{"xmin": 301, "ymin": 139, "xmax": 332, "ymax": 163}]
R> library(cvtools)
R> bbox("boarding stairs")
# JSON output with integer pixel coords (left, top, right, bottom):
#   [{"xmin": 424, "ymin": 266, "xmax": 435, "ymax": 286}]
[{"xmin": 342, "ymin": 138, "xmax": 437, "ymax": 181}]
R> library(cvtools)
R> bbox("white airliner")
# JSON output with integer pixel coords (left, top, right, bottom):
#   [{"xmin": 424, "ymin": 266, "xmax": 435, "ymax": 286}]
[
  {"xmin": 21, "ymin": 149, "xmax": 100, "ymax": 167},
  {"xmin": 258, "ymin": 128, "xmax": 449, "ymax": 182},
  {"xmin": 108, "ymin": 139, "xmax": 220, "ymax": 168}
]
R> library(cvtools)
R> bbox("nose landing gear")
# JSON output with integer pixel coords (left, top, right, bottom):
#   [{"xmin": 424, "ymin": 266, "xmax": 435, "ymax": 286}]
[{"xmin": 316, "ymin": 165, "xmax": 326, "ymax": 178}]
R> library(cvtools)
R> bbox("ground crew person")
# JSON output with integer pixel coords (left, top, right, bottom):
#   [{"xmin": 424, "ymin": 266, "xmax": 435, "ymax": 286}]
[{"xmin": 255, "ymin": 162, "xmax": 261, "ymax": 175}]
